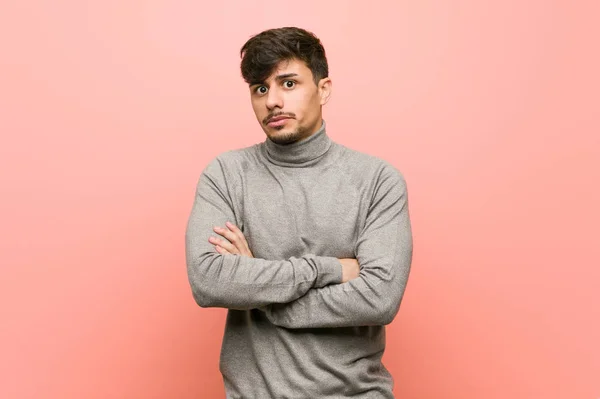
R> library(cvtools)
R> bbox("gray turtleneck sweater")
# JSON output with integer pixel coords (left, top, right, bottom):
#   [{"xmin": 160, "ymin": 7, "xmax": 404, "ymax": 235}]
[{"xmin": 185, "ymin": 120, "xmax": 413, "ymax": 398}]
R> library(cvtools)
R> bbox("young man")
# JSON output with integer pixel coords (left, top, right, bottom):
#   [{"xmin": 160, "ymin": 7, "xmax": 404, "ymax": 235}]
[{"xmin": 185, "ymin": 27, "xmax": 413, "ymax": 398}]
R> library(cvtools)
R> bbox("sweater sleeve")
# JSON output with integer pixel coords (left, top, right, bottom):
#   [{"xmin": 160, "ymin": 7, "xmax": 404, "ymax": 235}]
[
  {"xmin": 261, "ymin": 165, "xmax": 413, "ymax": 328},
  {"xmin": 185, "ymin": 156, "xmax": 343, "ymax": 310}
]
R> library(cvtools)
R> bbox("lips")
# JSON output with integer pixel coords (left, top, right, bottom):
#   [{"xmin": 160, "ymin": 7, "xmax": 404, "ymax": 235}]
[
  {"xmin": 266, "ymin": 116, "xmax": 293, "ymax": 127},
  {"xmin": 268, "ymin": 118, "xmax": 290, "ymax": 128},
  {"xmin": 267, "ymin": 116, "xmax": 290, "ymax": 123}
]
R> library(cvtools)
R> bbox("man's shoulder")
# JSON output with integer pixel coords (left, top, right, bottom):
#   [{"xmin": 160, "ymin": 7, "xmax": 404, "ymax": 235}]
[
  {"xmin": 334, "ymin": 143, "xmax": 406, "ymax": 183},
  {"xmin": 202, "ymin": 144, "xmax": 259, "ymax": 175}
]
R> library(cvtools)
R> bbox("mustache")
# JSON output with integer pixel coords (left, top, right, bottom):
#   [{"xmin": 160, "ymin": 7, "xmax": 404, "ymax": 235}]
[{"xmin": 263, "ymin": 112, "xmax": 296, "ymax": 124}]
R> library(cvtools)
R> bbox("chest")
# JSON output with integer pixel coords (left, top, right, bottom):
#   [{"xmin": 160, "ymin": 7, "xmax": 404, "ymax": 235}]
[{"xmin": 235, "ymin": 168, "xmax": 369, "ymax": 260}]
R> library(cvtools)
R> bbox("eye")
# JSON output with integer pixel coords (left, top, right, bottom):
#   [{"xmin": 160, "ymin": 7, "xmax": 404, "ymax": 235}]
[
  {"xmin": 255, "ymin": 86, "xmax": 268, "ymax": 95},
  {"xmin": 284, "ymin": 80, "xmax": 296, "ymax": 88}
]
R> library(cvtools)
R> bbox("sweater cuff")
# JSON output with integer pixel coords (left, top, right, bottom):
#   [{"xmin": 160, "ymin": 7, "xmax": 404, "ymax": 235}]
[{"xmin": 314, "ymin": 256, "xmax": 343, "ymax": 288}]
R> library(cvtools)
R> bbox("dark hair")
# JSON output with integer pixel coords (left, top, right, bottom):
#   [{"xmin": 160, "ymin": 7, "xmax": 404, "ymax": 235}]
[{"xmin": 240, "ymin": 27, "xmax": 329, "ymax": 87}]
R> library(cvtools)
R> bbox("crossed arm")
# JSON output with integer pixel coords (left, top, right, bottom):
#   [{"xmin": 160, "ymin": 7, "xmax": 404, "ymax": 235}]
[
  {"xmin": 185, "ymin": 157, "xmax": 357, "ymax": 310},
  {"xmin": 185, "ymin": 157, "xmax": 413, "ymax": 327},
  {"xmin": 207, "ymin": 221, "xmax": 360, "ymax": 284}
]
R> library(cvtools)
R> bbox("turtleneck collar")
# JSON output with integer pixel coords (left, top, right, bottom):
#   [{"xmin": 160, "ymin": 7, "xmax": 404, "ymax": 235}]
[{"xmin": 263, "ymin": 120, "xmax": 332, "ymax": 167}]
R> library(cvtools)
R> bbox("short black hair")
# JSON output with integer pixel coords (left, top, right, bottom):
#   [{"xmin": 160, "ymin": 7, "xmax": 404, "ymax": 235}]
[{"xmin": 240, "ymin": 27, "xmax": 329, "ymax": 87}]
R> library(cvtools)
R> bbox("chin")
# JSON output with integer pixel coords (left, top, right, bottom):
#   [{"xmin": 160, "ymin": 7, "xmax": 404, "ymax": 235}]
[{"xmin": 267, "ymin": 127, "xmax": 303, "ymax": 145}]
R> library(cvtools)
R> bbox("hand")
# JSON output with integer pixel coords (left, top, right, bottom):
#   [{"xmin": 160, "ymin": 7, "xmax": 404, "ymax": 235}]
[
  {"xmin": 209, "ymin": 221, "xmax": 254, "ymax": 258},
  {"xmin": 339, "ymin": 258, "xmax": 360, "ymax": 283}
]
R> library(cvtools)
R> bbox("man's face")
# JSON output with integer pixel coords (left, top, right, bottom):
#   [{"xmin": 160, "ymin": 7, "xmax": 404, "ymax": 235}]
[{"xmin": 249, "ymin": 58, "xmax": 332, "ymax": 145}]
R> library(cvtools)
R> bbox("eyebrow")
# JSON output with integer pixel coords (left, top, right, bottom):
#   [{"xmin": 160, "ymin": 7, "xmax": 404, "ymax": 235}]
[{"xmin": 250, "ymin": 73, "xmax": 299, "ymax": 87}]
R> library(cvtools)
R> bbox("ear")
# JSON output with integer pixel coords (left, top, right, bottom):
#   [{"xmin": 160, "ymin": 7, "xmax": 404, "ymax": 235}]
[{"xmin": 318, "ymin": 77, "xmax": 332, "ymax": 105}]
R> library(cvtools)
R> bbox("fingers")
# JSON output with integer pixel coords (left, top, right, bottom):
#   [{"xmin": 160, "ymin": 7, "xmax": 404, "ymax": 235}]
[
  {"xmin": 225, "ymin": 221, "xmax": 251, "ymax": 248},
  {"xmin": 209, "ymin": 236, "xmax": 236, "ymax": 254},
  {"xmin": 214, "ymin": 244, "xmax": 231, "ymax": 255},
  {"xmin": 210, "ymin": 222, "xmax": 253, "ymax": 257},
  {"xmin": 213, "ymin": 225, "xmax": 238, "ymax": 246},
  {"xmin": 213, "ymin": 223, "xmax": 249, "ymax": 250}
]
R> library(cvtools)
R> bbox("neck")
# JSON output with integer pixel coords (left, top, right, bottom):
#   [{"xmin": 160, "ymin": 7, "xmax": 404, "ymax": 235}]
[{"xmin": 263, "ymin": 120, "xmax": 332, "ymax": 167}]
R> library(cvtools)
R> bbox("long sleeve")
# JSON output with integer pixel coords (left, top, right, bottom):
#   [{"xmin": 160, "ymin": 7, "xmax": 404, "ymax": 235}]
[
  {"xmin": 262, "ymin": 165, "xmax": 413, "ymax": 328},
  {"xmin": 185, "ymin": 156, "xmax": 343, "ymax": 310}
]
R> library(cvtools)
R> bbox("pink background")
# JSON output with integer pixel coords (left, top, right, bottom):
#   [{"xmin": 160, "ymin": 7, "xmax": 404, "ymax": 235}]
[{"xmin": 1, "ymin": 1, "xmax": 598, "ymax": 398}]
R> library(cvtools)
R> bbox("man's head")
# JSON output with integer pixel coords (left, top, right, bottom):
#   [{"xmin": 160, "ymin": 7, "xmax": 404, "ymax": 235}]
[{"xmin": 240, "ymin": 27, "xmax": 332, "ymax": 145}]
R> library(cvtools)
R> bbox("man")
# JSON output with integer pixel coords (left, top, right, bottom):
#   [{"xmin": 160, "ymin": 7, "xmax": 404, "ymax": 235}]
[{"xmin": 185, "ymin": 26, "xmax": 413, "ymax": 398}]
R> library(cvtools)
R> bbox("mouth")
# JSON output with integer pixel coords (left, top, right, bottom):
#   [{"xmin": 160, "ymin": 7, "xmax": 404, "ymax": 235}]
[{"xmin": 266, "ymin": 116, "xmax": 292, "ymax": 128}]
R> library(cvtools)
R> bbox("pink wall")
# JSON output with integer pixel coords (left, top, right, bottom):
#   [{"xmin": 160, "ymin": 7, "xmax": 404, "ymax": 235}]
[{"xmin": 1, "ymin": 1, "xmax": 598, "ymax": 398}]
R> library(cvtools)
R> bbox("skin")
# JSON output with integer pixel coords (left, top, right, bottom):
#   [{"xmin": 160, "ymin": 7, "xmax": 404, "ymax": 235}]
[
  {"xmin": 207, "ymin": 57, "xmax": 360, "ymax": 283},
  {"xmin": 250, "ymin": 57, "xmax": 331, "ymax": 145}
]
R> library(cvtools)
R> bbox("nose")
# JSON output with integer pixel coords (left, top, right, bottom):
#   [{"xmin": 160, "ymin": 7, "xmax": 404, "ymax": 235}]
[{"xmin": 265, "ymin": 86, "xmax": 283, "ymax": 110}]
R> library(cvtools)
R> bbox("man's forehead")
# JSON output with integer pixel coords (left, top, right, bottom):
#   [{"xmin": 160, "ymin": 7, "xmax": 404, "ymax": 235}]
[
  {"xmin": 248, "ymin": 58, "xmax": 310, "ymax": 87},
  {"xmin": 267, "ymin": 59, "xmax": 307, "ymax": 79}
]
